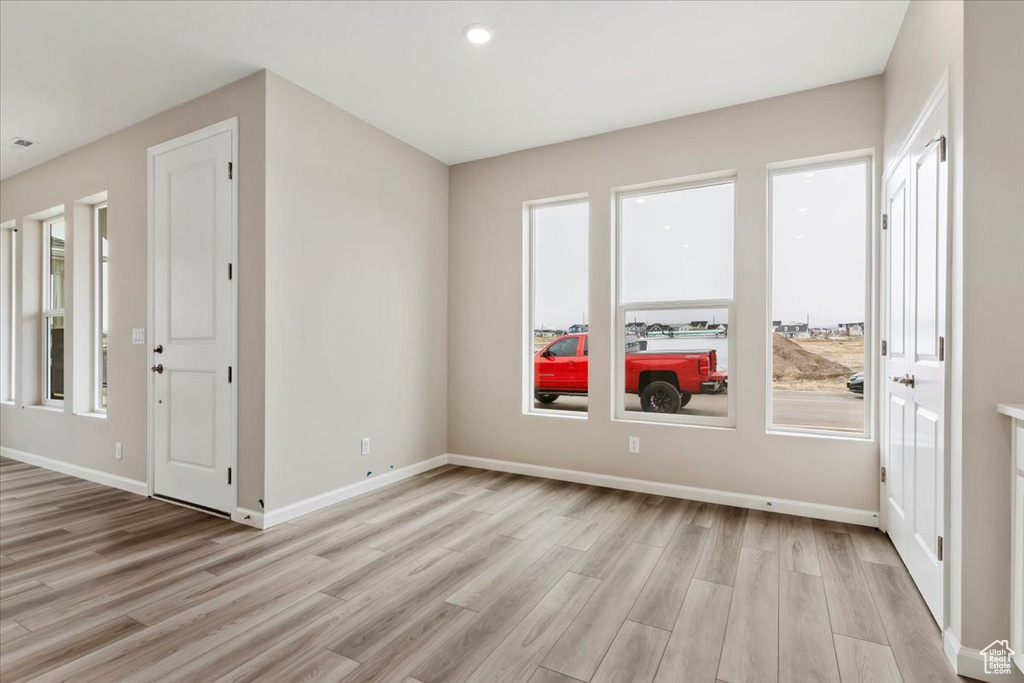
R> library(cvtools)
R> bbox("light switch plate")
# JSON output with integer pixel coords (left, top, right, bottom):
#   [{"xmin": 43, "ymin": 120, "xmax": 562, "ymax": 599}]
[{"xmin": 132, "ymin": 328, "xmax": 146, "ymax": 345}]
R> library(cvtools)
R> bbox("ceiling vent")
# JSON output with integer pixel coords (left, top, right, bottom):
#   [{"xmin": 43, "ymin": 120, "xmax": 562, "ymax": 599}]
[{"xmin": 2, "ymin": 137, "xmax": 39, "ymax": 151}]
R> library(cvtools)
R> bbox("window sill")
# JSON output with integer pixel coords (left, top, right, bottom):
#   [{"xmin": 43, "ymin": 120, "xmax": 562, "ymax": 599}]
[
  {"xmin": 525, "ymin": 409, "xmax": 588, "ymax": 421},
  {"xmin": 76, "ymin": 411, "xmax": 108, "ymax": 420},
  {"xmin": 25, "ymin": 404, "xmax": 64, "ymax": 414},
  {"xmin": 0, "ymin": 400, "xmax": 14, "ymax": 407},
  {"xmin": 766, "ymin": 427, "xmax": 872, "ymax": 442},
  {"xmin": 612, "ymin": 415, "xmax": 736, "ymax": 431}
]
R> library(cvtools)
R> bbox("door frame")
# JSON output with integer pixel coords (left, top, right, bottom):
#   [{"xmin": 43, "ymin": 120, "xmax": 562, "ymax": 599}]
[
  {"xmin": 146, "ymin": 117, "xmax": 239, "ymax": 517},
  {"xmin": 879, "ymin": 69, "xmax": 953, "ymax": 630}
]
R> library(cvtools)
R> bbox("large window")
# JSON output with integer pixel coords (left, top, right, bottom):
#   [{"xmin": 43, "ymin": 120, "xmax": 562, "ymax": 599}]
[
  {"xmin": 0, "ymin": 223, "xmax": 14, "ymax": 403},
  {"xmin": 95, "ymin": 204, "xmax": 108, "ymax": 411},
  {"xmin": 526, "ymin": 198, "xmax": 589, "ymax": 416},
  {"xmin": 616, "ymin": 178, "xmax": 735, "ymax": 425},
  {"xmin": 43, "ymin": 216, "xmax": 65, "ymax": 406},
  {"xmin": 769, "ymin": 159, "xmax": 869, "ymax": 435}
]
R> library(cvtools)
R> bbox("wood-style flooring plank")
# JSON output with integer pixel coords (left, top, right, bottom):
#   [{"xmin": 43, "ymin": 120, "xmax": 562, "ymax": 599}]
[
  {"xmin": 542, "ymin": 543, "xmax": 663, "ymax": 681},
  {"xmin": 654, "ymin": 578, "xmax": 732, "ymax": 683},
  {"xmin": 833, "ymin": 634, "xmax": 904, "ymax": 683},
  {"xmin": 816, "ymin": 528, "xmax": 888, "ymax": 645},
  {"xmin": 464, "ymin": 571, "xmax": 601, "ymax": 683},
  {"xmin": 861, "ymin": 562, "xmax": 959, "ymax": 683},
  {"xmin": 779, "ymin": 514, "xmax": 821, "ymax": 575},
  {"xmin": 779, "ymin": 569, "xmax": 840, "ymax": 683},
  {"xmin": 694, "ymin": 505, "xmax": 748, "ymax": 586},
  {"xmin": 717, "ymin": 548, "xmax": 779, "ymax": 683},
  {"xmin": 591, "ymin": 620, "xmax": 670, "ymax": 683},
  {"xmin": 628, "ymin": 522, "xmax": 708, "ymax": 629}
]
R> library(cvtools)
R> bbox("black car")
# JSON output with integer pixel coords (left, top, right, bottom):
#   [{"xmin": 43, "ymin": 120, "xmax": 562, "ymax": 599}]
[{"xmin": 847, "ymin": 372, "xmax": 864, "ymax": 394}]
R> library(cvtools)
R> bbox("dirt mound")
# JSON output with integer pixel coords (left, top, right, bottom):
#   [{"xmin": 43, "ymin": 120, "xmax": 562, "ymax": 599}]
[{"xmin": 772, "ymin": 334, "xmax": 852, "ymax": 380}]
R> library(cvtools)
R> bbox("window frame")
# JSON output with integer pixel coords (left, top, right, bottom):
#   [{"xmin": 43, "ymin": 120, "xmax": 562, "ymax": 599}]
[
  {"xmin": 522, "ymin": 193, "xmax": 589, "ymax": 419},
  {"xmin": 765, "ymin": 155, "xmax": 873, "ymax": 439},
  {"xmin": 0, "ymin": 222, "xmax": 15, "ymax": 404},
  {"xmin": 42, "ymin": 215, "xmax": 66, "ymax": 408},
  {"xmin": 613, "ymin": 175, "xmax": 738, "ymax": 428},
  {"xmin": 93, "ymin": 203, "xmax": 108, "ymax": 413}
]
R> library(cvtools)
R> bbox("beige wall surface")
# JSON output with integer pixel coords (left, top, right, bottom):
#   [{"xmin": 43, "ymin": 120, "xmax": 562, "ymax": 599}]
[
  {"xmin": 448, "ymin": 77, "xmax": 884, "ymax": 512},
  {"xmin": 262, "ymin": 73, "xmax": 449, "ymax": 510},
  {"xmin": 0, "ymin": 72, "xmax": 267, "ymax": 509},
  {"xmin": 962, "ymin": 0, "xmax": 1024, "ymax": 651}
]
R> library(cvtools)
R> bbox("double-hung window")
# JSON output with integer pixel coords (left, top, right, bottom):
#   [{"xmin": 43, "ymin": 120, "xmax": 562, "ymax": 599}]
[
  {"xmin": 615, "ymin": 177, "xmax": 736, "ymax": 426},
  {"xmin": 42, "ymin": 216, "xmax": 66, "ymax": 406}
]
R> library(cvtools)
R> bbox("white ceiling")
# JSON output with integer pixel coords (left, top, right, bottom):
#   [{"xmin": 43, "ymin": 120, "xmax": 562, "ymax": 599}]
[{"xmin": 0, "ymin": 0, "xmax": 908, "ymax": 179}]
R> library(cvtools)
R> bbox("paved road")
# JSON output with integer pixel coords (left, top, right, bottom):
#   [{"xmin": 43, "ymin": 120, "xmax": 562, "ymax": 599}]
[{"xmin": 535, "ymin": 390, "xmax": 863, "ymax": 431}]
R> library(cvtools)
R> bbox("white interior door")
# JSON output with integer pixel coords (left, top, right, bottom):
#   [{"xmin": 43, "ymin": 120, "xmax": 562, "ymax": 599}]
[
  {"xmin": 150, "ymin": 122, "xmax": 235, "ymax": 514},
  {"xmin": 883, "ymin": 101, "xmax": 948, "ymax": 625}
]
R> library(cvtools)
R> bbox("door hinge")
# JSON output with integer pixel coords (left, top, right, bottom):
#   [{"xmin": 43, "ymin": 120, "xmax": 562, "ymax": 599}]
[
  {"xmin": 228, "ymin": 467, "xmax": 232, "ymax": 485},
  {"xmin": 882, "ymin": 213, "xmax": 888, "ymax": 231},
  {"xmin": 936, "ymin": 135, "xmax": 947, "ymax": 162},
  {"xmin": 228, "ymin": 263, "xmax": 233, "ymax": 280},
  {"xmin": 881, "ymin": 466, "xmax": 886, "ymax": 483},
  {"xmin": 938, "ymin": 335, "xmax": 945, "ymax": 361},
  {"xmin": 228, "ymin": 161, "xmax": 233, "ymax": 179},
  {"xmin": 881, "ymin": 340, "xmax": 887, "ymax": 356},
  {"xmin": 937, "ymin": 535, "xmax": 943, "ymax": 561},
  {"xmin": 228, "ymin": 366, "xmax": 233, "ymax": 383}
]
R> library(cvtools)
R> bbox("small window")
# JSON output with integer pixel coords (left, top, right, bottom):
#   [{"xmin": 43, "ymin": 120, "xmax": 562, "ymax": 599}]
[
  {"xmin": 526, "ymin": 198, "xmax": 589, "ymax": 416},
  {"xmin": 43, "ymin": 216, "xmax": 66, "ymax": 406},
  {"xmin": 95, "ymin": 204, "xmax": 108, "ymax": 411},
  {"xmin": 615, "ymin": 178, "xmax": 735, "ymax": 426},
  {"xmin": 769, "ymin": 159, "xmax": 869, "ymax": 435},
  {"xmin": 0, "ymin": 223, "xmax": 15, "ymax": 403}
]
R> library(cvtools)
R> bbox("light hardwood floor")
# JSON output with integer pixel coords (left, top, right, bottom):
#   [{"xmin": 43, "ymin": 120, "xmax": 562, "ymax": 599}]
[{"xmin": 0, "ymin": 457, "xmax": 963, "ymax": 683}]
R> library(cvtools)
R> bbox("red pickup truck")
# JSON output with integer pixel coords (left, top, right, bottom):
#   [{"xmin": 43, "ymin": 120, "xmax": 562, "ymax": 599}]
[{"xmin": 534, "ymin": 333, "xmax": 726, "ymax": 413}]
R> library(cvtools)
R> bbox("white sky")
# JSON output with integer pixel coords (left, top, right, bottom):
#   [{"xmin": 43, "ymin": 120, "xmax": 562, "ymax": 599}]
[{"xmin": 532, "ymin": 162, "xmax": 866, "ymax": 330}]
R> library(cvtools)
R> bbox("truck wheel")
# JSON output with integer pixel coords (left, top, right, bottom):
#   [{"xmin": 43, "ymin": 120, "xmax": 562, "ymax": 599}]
[
  {"xmin": 535, "ymin": 393, "xmax": 559, "ymax": 404},
  {"xmin": 679, "ymin": 392, "xmax": 692, "ymax": 408},
  {"xmin": 640, "ymin": 381, "xmax": 682, "ymax": 413}
]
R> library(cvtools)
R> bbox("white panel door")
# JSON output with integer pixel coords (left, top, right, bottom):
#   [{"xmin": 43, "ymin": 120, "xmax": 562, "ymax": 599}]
[
  {"xmin": 151, "ymin": 126, "xmax": 234, "ymax": 514},
  {"xmin": 883, "ymin": 101, "xmax": 948, "ymax": 625}
]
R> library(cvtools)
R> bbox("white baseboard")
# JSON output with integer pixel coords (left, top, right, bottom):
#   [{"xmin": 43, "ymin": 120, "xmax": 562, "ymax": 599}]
[
  {"xmin": 0, "ymin": 446, "xmax": 148, "ymax": 497},
  {"xmin": 447, "ymin": 453, "xmax": 880, "ymax": 527},
  {"xmin": 261, "ymin": 454, "xmax": 449, "ymax": 528},
  {"xmin": 945, "ymin": 628, "xmax": 1024, "ymax": 683},
  {"xmin": 231, "ymin": 507, "xmax": 265, "ymax": 529}
]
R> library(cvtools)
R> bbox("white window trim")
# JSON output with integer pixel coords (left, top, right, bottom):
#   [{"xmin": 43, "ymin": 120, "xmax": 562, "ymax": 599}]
[
  {"xmin": 93, "ymin": 202, "xmax": 107, "ymax": 414},
  {"xmin": 0, "ymin": 221, "xmax": 15, "ymax": 404},
  {"xmin": 765, "ymin": 154, "xmax": 874, "ymax": 440},
  {"xmin": 522, "ymin": 193, "xmax": 589, "ymax": 419},
  {"xmin": 613, "ymin": 175, "xmax": 738, "ymax": 428},
  {"xmin": 42, "ymin": 215, "xmax": 65, "ymax": 408}
]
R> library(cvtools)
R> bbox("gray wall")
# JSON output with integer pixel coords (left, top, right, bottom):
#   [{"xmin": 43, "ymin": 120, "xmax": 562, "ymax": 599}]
[
  {"xmin": 447, "ymin": 77, "xmax": 884, "ymax": 512},
  {"xmin": 0, "ymin": 72, "xmax": 267, "ymax": 510},
  {"xmin": 262, "ymin": 73, "xmax": 450, "ymax": 510}
]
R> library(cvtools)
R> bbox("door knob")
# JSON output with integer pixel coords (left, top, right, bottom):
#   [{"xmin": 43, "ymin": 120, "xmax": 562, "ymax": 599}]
[
  {"xmin": 892, "ymin": 374, "xmax": 915, "ymax": 388},
  {"xmin": 151, "ymin": 364, "xmax": 164, "ymax": 374},
  {"xmin": 153, "ymin": 344, "xmax": 163, "ymax": 354}
]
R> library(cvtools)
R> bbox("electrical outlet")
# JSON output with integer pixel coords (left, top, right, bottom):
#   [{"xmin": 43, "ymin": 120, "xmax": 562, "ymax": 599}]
[
  {"xmin": 628, "ymin": 436, "xmax": 640, "ymax": 454},
  {"xmin": 361, "ymin": 437, "xmax": 370, "ymax": 456},
  {"xmin": 115, "ymin": 442, "xmax": 123, "ymax": 460}
]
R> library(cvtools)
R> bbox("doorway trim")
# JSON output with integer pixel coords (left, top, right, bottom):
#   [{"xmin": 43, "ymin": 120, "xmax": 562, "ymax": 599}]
[
  {"xmin": 879, "ymin": 68, "xmax": 954, "ymax": 634},
  {"xmin": 146, "ymin": 117, "xmax": 239, "ymax": 519}
]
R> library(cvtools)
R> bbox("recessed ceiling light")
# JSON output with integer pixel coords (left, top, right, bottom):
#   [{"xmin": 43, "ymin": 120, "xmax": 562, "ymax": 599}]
[
  {"xmin": 797, "ymin": 207, "xmax": 810, "ymax": 214},
  {"xmin": 662, "ymin": 225, "xmax": 672, "ymax": 230},
  {"xmin": 682, "ymin": 244, "xmax": 690, "ymax": 248},
  {"xmin": 464, "ymin": 24, "xmax": 492, "ymax": 45},
  {"xmin": 795, "ymin": 234, "xmax": 806, "ymax": 239}
]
